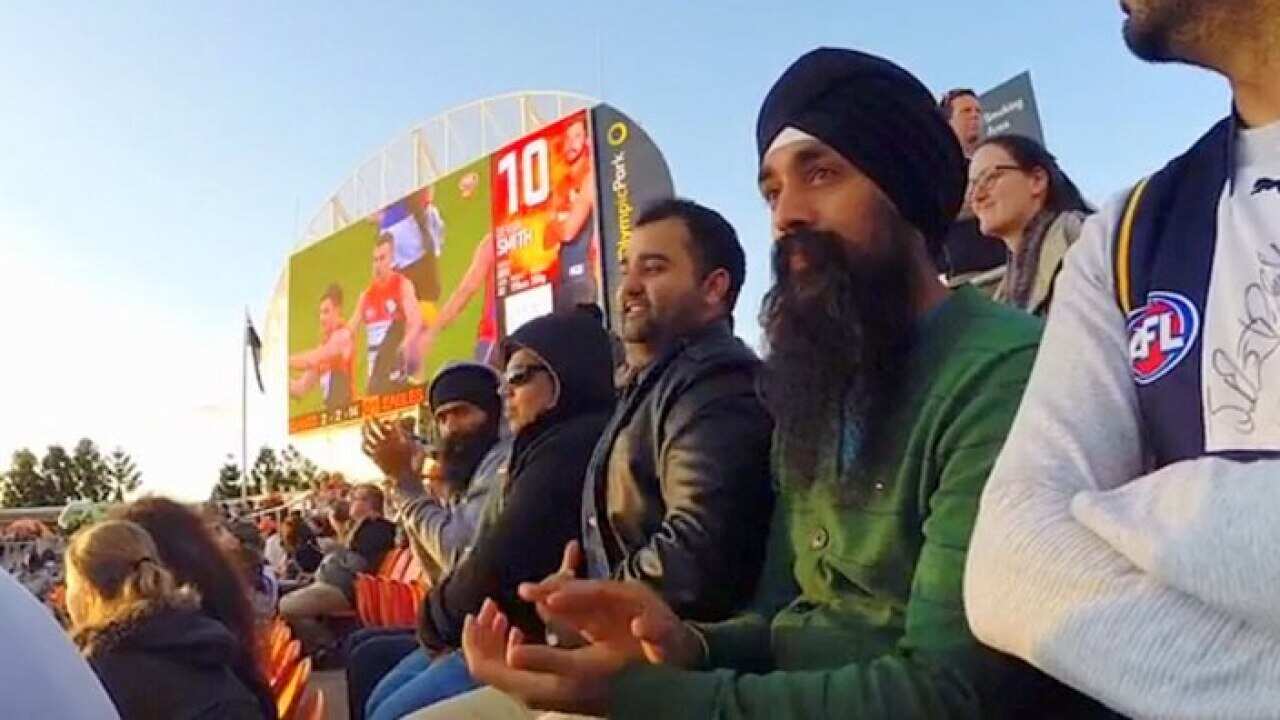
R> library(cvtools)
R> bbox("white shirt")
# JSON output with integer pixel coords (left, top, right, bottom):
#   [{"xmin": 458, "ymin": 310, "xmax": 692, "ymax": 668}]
[
  {"xmin": 264, "ymin": 533, "xmax": 289, "ymax": 577},
  {"xmin": 1202, "ymin": 120, "xmax": 1280, "ymax": 450}
]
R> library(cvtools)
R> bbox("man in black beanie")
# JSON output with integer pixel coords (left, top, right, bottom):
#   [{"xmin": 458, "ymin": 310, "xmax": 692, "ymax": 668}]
[
  {"xmin": 436, "ymin": 48, "xmax": 1111, "ymax": 719},
  {"xmin": 367, "ymin": 362, "xmax": 510, "ymax": 584},
  {"xmin": 347, "ymin": 363, "xmax": 512, "ymax": 718}
]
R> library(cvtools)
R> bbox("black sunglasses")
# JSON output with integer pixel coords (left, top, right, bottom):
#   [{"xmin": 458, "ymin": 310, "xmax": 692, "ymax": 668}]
[{"xmin": 502, "ymin": 364, "xmax": 548, "ymax": 388}]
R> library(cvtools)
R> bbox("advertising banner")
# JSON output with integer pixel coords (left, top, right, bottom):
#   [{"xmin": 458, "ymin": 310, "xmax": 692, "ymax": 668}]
[
  {"xmin": 590, "ymin": 103, "xmax": 676, "ymax": 322},
  {"xmin": 491, "ymin": 110, "xmax": 600, "ymax": 337}
]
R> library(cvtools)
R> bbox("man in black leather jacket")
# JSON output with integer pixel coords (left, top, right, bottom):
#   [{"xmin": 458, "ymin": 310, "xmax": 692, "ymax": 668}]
[{"xmin": 579, "ymin": 197, "xmax": 775, "ymax": 622}]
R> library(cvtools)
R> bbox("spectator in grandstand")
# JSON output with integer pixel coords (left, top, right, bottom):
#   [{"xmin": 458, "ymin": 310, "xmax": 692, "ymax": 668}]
[
  {"xmin": 322, "ymin": 499, "xmax": 352, "ymax": 552},
  {"xmin": 1, "ymin": 518, "xmax": 62, "ymax": 597},
  {"xmin": 261, "ymin": 517, "xmax": 289, "ymax": 578},
  {"xmin": 938, "ymin": 88, "xmax": 1008, "ymax": 290},
  {"xmin": 1, "ymin": 566, "xmax": 119, "ymax": 720},
  {"xmin": 344, "ymin": 363, "xmax": 511, "ymax": 718},
  {"xmin": 66, "ymin": 520, "xmax": 268, "ymax": 719},
  {"xmin": 281, "ymin": 511, "xmax": 323, "ymax": 576},
  {"xmin": 965, "ymin": 1, "xmax": 1280, "ymax": 716},
  {"xmin": 279, "ymin": 483, "xmax": 395, "ymax": 656},
  {"xmin": 968, "ymin": 134, "xmax": 1092, "ymax": 316},
  {"xmin": 942, "ymin": 87, "xmax": 983, "ymax": 159},
  {"xmin": 430, "ymin": 47, "xmax": 1107, "ymax": 720},
  {"xmin": 117, "ymin": 497, "xmax": 275, "ymax": 717},
  {"xmin": 373, "ymin": 363, "xmax": 510, "ymax": 582},
  {"xmin": 574, "ymin": 197, "xmax": 774, "ymax": 624},
  {"xmin": 211, "ymin": 517, "xmax": 279, "ymax": 622},
  {"xmin": 363, "ymin": 308, "xmax": 614, "ymax": 720}
]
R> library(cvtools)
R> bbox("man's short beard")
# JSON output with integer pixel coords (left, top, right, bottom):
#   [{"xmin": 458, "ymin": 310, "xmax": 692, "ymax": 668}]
[
  {"xmin": 438, "ymin": 417, "xmax": 499, "ymax": 495},
  {"xmin": 759, "ymin": 226, "xmax": 917, "ymax": 491},
  {"xmin": 1123, "ymin": 0, "xmax": 1245, "ymax": 67}
]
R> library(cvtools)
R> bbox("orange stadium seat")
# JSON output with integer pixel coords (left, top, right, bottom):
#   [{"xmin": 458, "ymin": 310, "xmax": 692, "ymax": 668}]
[
  {"xmin": 391, "ymin": 581, "xmax": 418, "ymax": 626},
  {"xmin": 378, "ymin": 578, "xmax": 397, "ymax": 626},
  {"xmin": 269, "ymin": 639, "xmax": 301, "ymax": 694},
  {"xmin": 354, "ymin": 573, "xmax": 377, "ymax": 626},
  {"xmin": 275, "ymin": 657, "xmax": 311, "ymax": 720},
  {"xmin": 261, "ymin": 622, "xmax": 292, "ymax": 676}
]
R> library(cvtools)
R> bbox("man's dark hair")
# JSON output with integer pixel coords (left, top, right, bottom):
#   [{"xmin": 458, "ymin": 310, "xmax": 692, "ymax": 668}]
[
  {"xmin": 939, "ymin": 88, "xmax": 978, "ymax": 118},
  {"xmin": 376, "ymin": 231, "xmax": 394, "ymax": 250},
  {"xmin": 635, "ymin": 197, "xmax": 746, "ymax": 312},
  {"xmin": 321, "ymin": 283, "xmax": 343, "ymax": 308}
]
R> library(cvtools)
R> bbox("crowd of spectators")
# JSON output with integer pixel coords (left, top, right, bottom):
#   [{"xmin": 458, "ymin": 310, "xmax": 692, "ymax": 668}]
[{"xmin": 7, "ymin": 3, "xmax": 1280, "ymax": 717}]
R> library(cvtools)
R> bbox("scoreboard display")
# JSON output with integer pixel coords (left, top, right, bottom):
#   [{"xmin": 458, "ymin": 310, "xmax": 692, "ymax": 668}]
[{"xmin": 287, "ymin": 103, "xmax": 672, "ymax": 435}]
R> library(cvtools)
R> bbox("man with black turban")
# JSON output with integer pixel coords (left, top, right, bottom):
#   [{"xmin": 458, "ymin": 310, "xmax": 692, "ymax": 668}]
[{"xmin": 410, "ymin": 48, "xmax": 1111, "ymax": 720}]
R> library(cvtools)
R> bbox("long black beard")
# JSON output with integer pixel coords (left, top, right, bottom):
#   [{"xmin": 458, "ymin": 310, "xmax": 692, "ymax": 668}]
[
  {"xmin": 438, "ymin": 420, "xmax": 499, "ymax": 495},
  {"xmin": 759, "ymin": 228, "xmax": 916, "ymax": 489}
]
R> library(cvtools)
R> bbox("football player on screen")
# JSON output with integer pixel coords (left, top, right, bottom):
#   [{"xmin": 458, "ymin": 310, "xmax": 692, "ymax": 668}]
[
  {"xmin": 348, "ymin": 233, "xmax": 422, "ymax": 395},
  {"xmin": 289, "ymin": 283, "xmax": 355, "ymax": 410},
  {"xmin": 543, "ymin": 117, "xmax": 599, "ymax": 308}
]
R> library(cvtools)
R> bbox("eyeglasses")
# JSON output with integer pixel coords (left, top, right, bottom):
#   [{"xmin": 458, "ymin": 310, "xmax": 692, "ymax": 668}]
[
  {"xmin": 967, "ymin": 164, "xmax": 1023, "ymax": 197},
  {"xmin": 501, "ymin": 364, "xmax": 548, "ymax": 389}
]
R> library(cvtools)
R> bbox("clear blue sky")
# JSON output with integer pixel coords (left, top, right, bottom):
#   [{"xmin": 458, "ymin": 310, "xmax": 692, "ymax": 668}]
[{"xmin": 0, "ymin": 1, "xmax": 1231, "ymax": 498}]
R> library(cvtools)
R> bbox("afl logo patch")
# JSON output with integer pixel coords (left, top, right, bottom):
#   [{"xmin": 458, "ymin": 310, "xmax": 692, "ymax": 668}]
[{"xmin": 1127, "ymin": 291, "xmax": 1200, "ymax": 386}]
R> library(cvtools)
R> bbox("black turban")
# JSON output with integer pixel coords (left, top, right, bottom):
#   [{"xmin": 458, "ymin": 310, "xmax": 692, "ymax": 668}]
[
  {"xmin": 756, "ymin": 47, "xmax": 965, "ymax": 250},
  {"xmin": 429, "ymin": 362, "xmax": 500, "ymax": 419}
]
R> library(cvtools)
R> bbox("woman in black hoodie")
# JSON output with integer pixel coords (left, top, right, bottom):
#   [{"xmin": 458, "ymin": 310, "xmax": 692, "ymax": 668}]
[
  {"xmin": 365, "ymin": 308, "xmax": 615, "ymax": 720},
  {"xmin": 66, "ymin": 520, "xmax": 267, "ymax": 719}
]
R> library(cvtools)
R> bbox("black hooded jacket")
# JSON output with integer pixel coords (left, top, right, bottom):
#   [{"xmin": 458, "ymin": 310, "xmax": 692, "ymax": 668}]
[
  {"xmin": 418, "ymin": 310, "xmax": 615, "ymax": 650},
  {"xmin": 78, "ymin": 603, "xmax": 268, "ymax": 720}
]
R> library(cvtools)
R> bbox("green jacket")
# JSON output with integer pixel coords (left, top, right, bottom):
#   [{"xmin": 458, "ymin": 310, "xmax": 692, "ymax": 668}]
[{"xmin": 610, "ymin": 287, "xmax": 1088, "ymax": 719}]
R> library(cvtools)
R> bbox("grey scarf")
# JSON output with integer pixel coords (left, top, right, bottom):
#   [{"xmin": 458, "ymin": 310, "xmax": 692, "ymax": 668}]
[{"xmin": 1005, "ymin": 209, "xmax": 1058, "ymax": 309}]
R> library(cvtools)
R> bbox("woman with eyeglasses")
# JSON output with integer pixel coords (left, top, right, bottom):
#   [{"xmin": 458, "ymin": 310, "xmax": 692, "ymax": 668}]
[
  {"xmin": 364, "ymin": 308, "xmax": 615, "ymax": 720},
  {"xmin": 968, "ymin": 134, "xmax": 1093, "ymax": 316}
]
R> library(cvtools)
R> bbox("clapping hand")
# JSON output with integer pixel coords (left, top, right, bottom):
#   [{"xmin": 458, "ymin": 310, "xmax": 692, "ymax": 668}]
[
  {"xmin": 361, "ymin": 419, "xmax": 421, "ymax": 490},
  {"xmin": 459, "ymin": 541, "xmax": 706, "ymax": 714}
]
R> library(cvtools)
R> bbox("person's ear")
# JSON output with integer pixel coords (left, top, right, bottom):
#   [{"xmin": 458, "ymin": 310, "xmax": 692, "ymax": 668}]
[{"xmin": 701, "ymin": 268, "xmax": 732, "ymax": 309}]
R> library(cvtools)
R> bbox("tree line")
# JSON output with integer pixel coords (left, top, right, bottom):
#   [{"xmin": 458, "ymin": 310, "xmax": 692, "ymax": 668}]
[{"xmin": 0, "ymin": 440, "xmax": 322, "ymax": 508}]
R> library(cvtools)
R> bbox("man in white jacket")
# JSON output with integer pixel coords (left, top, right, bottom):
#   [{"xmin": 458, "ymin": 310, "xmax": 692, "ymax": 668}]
[{"xmin": 965, "ymin": 1, "xmax": 1280, "ymax": 718}]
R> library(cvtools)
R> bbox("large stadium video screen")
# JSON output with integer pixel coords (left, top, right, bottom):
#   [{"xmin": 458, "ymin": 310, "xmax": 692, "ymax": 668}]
[{"xmin": 288, "ymin": 104, "xmax": 672, "ymax": 434}]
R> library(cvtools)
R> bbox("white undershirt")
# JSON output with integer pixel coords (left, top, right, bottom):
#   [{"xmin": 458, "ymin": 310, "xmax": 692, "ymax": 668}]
[{"xmin": 1203, "ymin": 119, "xmax": 1280, "ymax": 451}]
